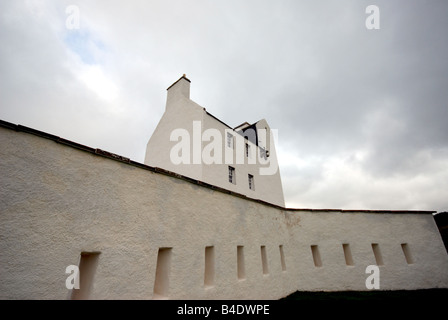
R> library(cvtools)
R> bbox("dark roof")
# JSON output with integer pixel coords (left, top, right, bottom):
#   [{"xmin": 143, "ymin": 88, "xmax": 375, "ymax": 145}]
[
  {"xmin": 0, "ymin": 119, "xmax": 436, "ymax": 215},
  {"xmin": 234, "ymin": 122, "xmax": 250, "ymax": 130},
  {"xmin": 236, "ymin": 122, "xmax": 258, "ymax": 146},
  {"xmin": 435, "ymin": 212, "xmax": 448, "ymax": 227},
  {"xmin": 434, "ymin": 212, "xmax": 448, "ymax": 253}
]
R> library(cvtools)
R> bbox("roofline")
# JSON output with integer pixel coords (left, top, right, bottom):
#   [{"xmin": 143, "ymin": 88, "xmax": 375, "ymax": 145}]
[
  {"xmin": 204, "ymin": 110, "xmax": 233, "ymax": 130},
  {"xmin": 0, "ymin": 119, "xmax": 436, "ymax": 215},
  {"xmin": 234, "ymin": 121, "xmax": 251, "ymax": 130},
  {"xmin": 284, "ymin": 207, "xmax": 436, "ymax": 214}
]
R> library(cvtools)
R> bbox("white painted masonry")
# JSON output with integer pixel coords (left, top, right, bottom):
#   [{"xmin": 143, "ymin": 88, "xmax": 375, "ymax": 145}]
[
  {"xmin": 144, "ymin": 75, "xmax": 285, "ymax": 207},
  {"xmin": 0, "ymin": 75, "xmax": 448, "ymax": 299},
  {"xmin": 1, "ymin": 119, "xmax": 448, "ymax": 299}
]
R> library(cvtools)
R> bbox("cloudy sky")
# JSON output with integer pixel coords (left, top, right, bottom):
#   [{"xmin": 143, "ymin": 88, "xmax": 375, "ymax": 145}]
[{"xmin": 1, "ymin": 0, "xmax": 447, "ymax": 212}]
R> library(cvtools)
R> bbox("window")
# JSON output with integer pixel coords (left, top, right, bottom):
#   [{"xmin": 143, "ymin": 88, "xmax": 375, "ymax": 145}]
[
  {"xmin": 371, "ymin": 243, "xmax": 384, "ymax": 266},
  {"xmin": 227, "ymin": 132, "xmax": 233, "ymax": 148},
  {"xmin": 401, "ymin": 243, "xmax": 414, "ymax": 264},
  {"xmin": 248, "ymin": 174, "xmax": 254, "ymax": 190},
  {"xmin": 279, "ymin": 245, "xmax": 286, "ymax": 271},
  {"xmin": 311, "ymin": 245, "xmax": 322, "ymax": 267},
  {"xmin": 237, "ymin": 246, "xmax": 245, "ymax": 280},
  {"xmin": 204, "ymin": 246, "xmax": 215, "ymax": 287},
  {"xmin": 70, "ymin": 252, "xmax": 100, "ymax": 300},
  {"xmin": 245, "ymin": 143, "xmax": 250, "ymax": 157},
  {"xmin": 228, "ymin": 166, "xmax": 235, "ymax": 184},
  {"xmin": 153, "ymin": 247, "xmax": 172, "ymax": 299},
  {"xmin": 261, "ymin": 246, "xmax": 269, "ymax": 275},
  {"xmin": 260, "ymin": 147, "xmax": 267, "ymax": 160},
  {"xmin": 342, "ymin": 244, "xmax": 354, "ymax": 266}
]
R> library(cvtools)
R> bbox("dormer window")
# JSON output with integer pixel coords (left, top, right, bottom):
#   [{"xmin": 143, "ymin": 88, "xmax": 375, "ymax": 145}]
[
  {"xmin": 260, "ymin": 147, "xmax": 267, "ymax": 160},
  {"xmin": 227, "ymin": 132, "xmax": 234, "ymax": 148}
]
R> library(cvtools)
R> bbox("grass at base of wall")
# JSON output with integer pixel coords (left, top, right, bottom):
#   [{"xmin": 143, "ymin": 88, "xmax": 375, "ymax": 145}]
[{"xmin": 282, "ymin": 288, "xmax": 448, "ymax": 301}]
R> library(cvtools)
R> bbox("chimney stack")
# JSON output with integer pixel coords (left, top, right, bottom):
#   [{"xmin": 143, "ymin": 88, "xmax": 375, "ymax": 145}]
[{"xmin": 166, "ymin": 74, "xmax": 191, "ymax": 104}]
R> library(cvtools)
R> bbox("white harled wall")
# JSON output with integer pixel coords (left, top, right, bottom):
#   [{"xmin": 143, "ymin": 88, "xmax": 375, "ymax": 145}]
[
  {"xmin": 1, "ymin": 125, "xmax": 448, "ymax": 299},
  {"xmin": 144, "ymin": 76, "xmax": 285, "ymax": 207}
]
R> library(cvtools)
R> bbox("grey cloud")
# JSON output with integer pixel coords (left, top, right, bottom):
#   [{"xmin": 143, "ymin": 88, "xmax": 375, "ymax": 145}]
[{"xmin": 0, "ymin": 0, "xmax": 447, "ymax": 211}]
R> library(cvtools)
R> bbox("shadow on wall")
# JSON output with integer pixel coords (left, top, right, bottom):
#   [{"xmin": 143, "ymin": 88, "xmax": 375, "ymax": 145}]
[{"xmin": 434, "ymin": 212, "xmax": 448, "ymax": 253}]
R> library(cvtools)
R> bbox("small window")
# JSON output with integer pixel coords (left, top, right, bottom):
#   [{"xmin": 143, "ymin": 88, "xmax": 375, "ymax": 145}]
[
  {"xmin": 260, "ymin": 147, "xmax": 267, "ymax": 160},
  {"xmin": 227, "ymin": 132, "xmax": 233, "ymax": 148},
  {"xmin": 260, "ymin": 246, "xmax": 269, "ymax": 275},
  {"xmin": 237, "ymin": 246, "xmax": 245, "ymax": 280},
  {"xmin": 204, "ymin": 246, "xmax": 215, "ymax": 287},
  {"xmin": 248, "ymin": 174, "xmax": 254, "ymax": 190},
  {"xmin": 245, "ymin": 143, "xmax": 250, "ymax": 157},
  {"xmin": 342, "ymin": 244, "xmax": 354, "ymax": 266},
  {"xmin": 228, "ymin": 166, "xmax": 235, "ymax": 184},
  {"xmin": 153, "ymin": 247, "xmax": 172, "ymax": 299},
  {"xmin": 70, "ymin": 252, "xmax": 100, "ymax": 300},
  {"xmin": 401, "ymin": 243, "xmax": 414, "ymax": 264},
  {"xmin": 311, "ymin": 245, "xmax": 322, "ymax": 267},
  {"xmin": 279, "ymin": 245, "xmax": 286, "ymax": 271},
  {"xmin": 371, "ymin": 243, "xmax": 384, "ymax": 266}
]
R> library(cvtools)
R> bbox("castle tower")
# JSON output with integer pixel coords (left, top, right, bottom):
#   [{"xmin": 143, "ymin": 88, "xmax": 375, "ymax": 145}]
[{"xmin": 144, "ymin": 75, "xmax": 285, "ymax": 207}]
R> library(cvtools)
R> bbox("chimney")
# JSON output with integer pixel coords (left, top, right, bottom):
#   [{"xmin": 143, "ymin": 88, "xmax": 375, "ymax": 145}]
[{"xmin": 166, "ymin": 74, "xmax": 191, "ymax": 103}]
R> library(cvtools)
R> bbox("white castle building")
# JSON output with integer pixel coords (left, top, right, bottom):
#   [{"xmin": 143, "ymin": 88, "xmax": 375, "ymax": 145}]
[
  {"xmin": 145, "ymin": 74, "xmax": 284, "ymax": 207},
  {"xmin": 0, "ymin": 76, "xmax": 447, "ymax": 300}
]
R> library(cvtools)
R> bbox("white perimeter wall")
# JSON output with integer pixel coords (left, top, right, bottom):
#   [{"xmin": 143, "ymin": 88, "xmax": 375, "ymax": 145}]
[{"xmin": 1, "ymin": 126, "xmax": 448, "ymax": 299}]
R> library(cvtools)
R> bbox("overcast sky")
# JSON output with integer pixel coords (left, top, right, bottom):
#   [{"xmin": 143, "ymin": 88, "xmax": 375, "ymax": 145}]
[{"xmin": 1, "ymin": 0, "xmax": 447, "ymax": 212}]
